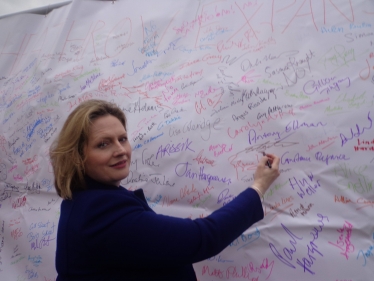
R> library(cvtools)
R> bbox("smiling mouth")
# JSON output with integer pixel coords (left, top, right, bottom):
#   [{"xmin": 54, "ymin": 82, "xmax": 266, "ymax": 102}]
[{"xmin": 111, "ymin": 160, "xmax": 126, "ymax": 167}]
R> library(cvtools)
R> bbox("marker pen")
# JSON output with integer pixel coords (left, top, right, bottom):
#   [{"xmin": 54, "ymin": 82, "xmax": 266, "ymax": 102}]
[{"xmin": 262, "ymin": 152, "xmax": 272, "ymax": 168}]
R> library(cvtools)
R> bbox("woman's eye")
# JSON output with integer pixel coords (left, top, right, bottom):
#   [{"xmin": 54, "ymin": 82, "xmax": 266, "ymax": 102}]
[
  {"xmin": 120, "ymin": 137, "xmax": 128, "ymax": 142},
  {"xmin": 98, "ymin": 142, "xmax": 108, "ymax": 148}
]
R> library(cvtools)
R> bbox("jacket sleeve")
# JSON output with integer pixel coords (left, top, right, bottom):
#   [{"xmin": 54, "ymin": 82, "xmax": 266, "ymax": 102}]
[{"xmin": 73, "ymin": 187, "xmax": 263, "ymax": 268}]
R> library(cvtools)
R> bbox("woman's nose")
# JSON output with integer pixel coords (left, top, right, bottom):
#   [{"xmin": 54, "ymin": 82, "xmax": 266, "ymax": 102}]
[{"xmin": 113, "ymin": 141, "xmax": 126, "ymax": 156}]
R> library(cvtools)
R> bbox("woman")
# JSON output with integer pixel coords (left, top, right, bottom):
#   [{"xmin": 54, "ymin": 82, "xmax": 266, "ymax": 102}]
[{"xmin": 50, "ymin": 99, "xmax": 280, "ymax": 281}]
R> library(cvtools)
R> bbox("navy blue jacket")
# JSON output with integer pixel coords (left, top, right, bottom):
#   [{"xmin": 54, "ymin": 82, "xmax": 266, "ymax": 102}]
[{"xmin": 56, "ymin": 177, "xmax": 264, "ymax": 280}]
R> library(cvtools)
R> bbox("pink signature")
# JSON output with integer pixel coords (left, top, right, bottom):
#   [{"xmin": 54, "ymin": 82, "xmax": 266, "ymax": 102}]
[{"xmin": 328, "ymin": 221, "xmax": 355, "ymax": 260}]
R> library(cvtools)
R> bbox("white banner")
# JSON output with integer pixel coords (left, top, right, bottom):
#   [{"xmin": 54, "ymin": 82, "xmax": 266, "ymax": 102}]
[{"xmin": 0, "ymin": 0, "xmax": 373, "ymax": 280}]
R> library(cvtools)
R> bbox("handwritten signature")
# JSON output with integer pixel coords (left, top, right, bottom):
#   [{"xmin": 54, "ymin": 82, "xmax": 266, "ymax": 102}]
[{"xmin": 340, "ymin": 111, "xmax": 372, "ymax": 146}]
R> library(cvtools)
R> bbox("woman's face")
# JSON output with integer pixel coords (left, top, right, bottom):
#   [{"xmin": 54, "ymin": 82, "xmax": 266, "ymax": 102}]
[{"xmin": 84, "ymin": 115, "xmax": 131, "ymax": 186}]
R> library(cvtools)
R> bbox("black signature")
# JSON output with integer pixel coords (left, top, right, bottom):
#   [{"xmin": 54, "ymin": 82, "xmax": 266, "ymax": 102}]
[{"xmin": 245, "ymin": 133, "xmax": 299, "ymax": 153}]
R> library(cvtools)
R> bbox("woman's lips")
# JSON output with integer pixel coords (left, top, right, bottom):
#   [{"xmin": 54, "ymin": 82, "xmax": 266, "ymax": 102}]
[{"xmin": 110, "ymin": 160, "xmax": 127, "ymax": 168}]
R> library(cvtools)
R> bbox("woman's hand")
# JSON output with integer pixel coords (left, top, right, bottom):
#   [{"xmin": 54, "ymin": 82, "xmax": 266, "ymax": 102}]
[{"xmin": 252, "ymin": 153, "xmax": 280, "ymax": 196}]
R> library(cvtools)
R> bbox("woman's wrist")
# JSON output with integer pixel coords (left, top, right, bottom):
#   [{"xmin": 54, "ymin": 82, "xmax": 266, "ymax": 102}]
[{"xmin": 251, "ymin": 185, "xmax": 264, "ymax": 202}]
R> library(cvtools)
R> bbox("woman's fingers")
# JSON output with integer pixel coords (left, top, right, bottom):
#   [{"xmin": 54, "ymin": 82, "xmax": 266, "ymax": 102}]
[
  {"xmin": 265, "ymin": 153, "xmax": 280, "ymax": 170},
  {"xmin": 253, "ymin": 153, "xmax": 280, "ymax": 194}
]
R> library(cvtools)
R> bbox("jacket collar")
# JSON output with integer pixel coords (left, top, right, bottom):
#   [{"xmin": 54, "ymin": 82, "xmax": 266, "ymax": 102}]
[
  {"xmin": 84, "ymin": 176, "xmax": 146, "ymax": 202},
  {"xmin": 84, "ymin": 176, "xmax": 122, "ymax": 190}
]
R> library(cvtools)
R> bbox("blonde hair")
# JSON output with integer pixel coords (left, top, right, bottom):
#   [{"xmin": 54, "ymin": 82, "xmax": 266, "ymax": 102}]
[{"xmin": 50, "ymin": 99, "xmax": 127, "ymax": 199}]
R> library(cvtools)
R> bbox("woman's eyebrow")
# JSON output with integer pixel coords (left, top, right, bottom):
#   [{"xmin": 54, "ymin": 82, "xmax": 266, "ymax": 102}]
[
  {"xmin": 89, "ymin": 136, "xmax": 111, "ymax": 143},
  {"xmin": 92, "ymin": 133, "xmax": 127, "ymax": 141}
]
